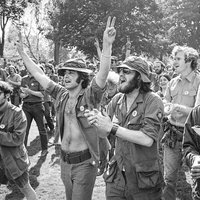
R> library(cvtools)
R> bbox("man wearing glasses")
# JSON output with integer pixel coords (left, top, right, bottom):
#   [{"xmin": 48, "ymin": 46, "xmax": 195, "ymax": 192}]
[
  {"xmin": 17, "ymin": 17, "xmax": 116, "ymax": 200},
  {"xmin": 85, "ymin": 56, "xmax": 164, "ymax": 199}
]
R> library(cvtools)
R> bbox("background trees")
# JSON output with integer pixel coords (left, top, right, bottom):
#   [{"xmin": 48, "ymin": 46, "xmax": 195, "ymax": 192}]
[
  {"xmin": 1, "ymin": 0, "xmax": 200, "ymax": 63},
  {"xmin": 45, "ymin": 0, "xmax": 164, "ymax": 61},
  {"xmin": 0, "ymin": 0, "xmax": 27, "ymax": 57}
]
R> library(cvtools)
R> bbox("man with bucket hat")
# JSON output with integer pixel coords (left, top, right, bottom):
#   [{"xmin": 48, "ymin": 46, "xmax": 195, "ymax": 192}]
[
  {"xmin": 85, "ymin": 56, "xmax": 164, "ymax": 199},
  {"xmin": 17, "ymin": 16, "xmax": 116, "ymax": 200}
]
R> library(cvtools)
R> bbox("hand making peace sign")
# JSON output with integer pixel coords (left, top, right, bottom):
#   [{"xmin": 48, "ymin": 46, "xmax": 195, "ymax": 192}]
[{"xmin": 103, "ymin": 16, "xmax": 116, "ymax": 46}]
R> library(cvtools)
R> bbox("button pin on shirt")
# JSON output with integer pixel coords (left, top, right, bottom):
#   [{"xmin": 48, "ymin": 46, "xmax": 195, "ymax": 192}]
[
  {"xmin": 80, "ymin": 106, "xmax": 84, "ymax": 111},
  {"xmin": 132, "ymin": 110, "xmax": 137, "ymax": 117},
  {"xmin": 184, "ymin": 91, "xmax": 189, "ymax": 95}
]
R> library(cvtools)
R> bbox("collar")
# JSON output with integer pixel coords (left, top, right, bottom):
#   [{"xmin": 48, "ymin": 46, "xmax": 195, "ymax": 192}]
[
  {"xmin": 117, "ymin": 92, "xmax": 144, "ymax": 105},
  {"xmin": 0, "ymin": 101, "xmax": 8, "ymax": 114},
  {"xmin": 179, "ymin": 71, "xmax": 195, "ymax": 82}
]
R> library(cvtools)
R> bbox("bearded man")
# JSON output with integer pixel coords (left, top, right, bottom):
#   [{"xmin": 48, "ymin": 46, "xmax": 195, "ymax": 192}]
[{"xmin": 85, "ymin": 56, "xmax": 164, "ymax": 200}]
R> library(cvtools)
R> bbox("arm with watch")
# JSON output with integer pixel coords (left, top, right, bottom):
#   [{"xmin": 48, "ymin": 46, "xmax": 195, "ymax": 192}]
[{"xmin": 84, "ymin": 108, "xmax": 154, "ymax": 147}]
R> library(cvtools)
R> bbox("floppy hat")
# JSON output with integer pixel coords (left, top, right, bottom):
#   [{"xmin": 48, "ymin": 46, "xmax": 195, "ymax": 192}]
[
  {"xmin": 58, "ymin": 58, "xmax": 92, "ymax": 76},
  {"xmin": 116, "ymin": 56, "xmax": 151, "ymax": 83}
]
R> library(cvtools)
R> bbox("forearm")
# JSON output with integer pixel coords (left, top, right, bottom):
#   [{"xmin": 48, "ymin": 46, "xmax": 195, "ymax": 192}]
[
  {"xmin": 96, "ymin": 45, "xmax": 112, "ymax": 88},
  {"xmin": 125, "ymin": 49, "xmax": 131, "ymax": 59},
  {"xmin": 96, "ymin": 46, "xmax": 102, "ymax": 60},
  {"xmin": 9, "ymin": 80, "xmax": 21, "ymax": 86},
  {"xmin": 19, "ymin": 51, "xmax": 50, "ymax": 89},
  {"xmin": 19, "ymin": 51, "xmax": 44, "ymax": 78},
  {"xmin": 29, "ymin": 90, "xmax": 44, "ymax": 98},
  {"xmin": 115, "ymin": 125, "xmax": 154, "ymax": 147}
]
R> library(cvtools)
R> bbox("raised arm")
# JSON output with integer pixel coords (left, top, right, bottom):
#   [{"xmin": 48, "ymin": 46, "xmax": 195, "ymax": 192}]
[
  {"xmin": 96, "ymin": 16, "xmax": 116, "ymax": 88},
  {"xmin": 125, "ymin": 36, "xmax": 131, "ymax": 59},
  {"xmin": 94, "ymin": 37, "xmax": 102, "ymax": 60},
  {"xmin": 17, "ymin": 32, "xmax": 51, "ymax": 90}
]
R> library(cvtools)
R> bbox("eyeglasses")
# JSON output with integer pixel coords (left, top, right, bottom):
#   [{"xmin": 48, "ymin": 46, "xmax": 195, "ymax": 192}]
[{"xmin": 117, "ymin": 68, "xmax": 133, "ymax": 75}]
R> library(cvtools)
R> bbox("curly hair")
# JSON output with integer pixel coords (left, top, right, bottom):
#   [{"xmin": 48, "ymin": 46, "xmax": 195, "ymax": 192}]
[
  {"xmin": 0, "ymin": 81, "xmax": 13, "ymax": 94},
  {"xmin": 76, "ymin": 72, "xmax": 90, "ymax": 89},
  {"xmin": 172, "ymin": 46, "xmax": 199, "ymax": 71}
]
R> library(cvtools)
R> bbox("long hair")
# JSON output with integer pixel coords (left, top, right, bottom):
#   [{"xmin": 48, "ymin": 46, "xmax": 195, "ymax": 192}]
[
  {"xmin": 77, "ymin": 72, "xmax": 90, "ymax": 89},
  {"xmin": 135, "ymin": 71, "xmax": 152, "ymax": 93}
]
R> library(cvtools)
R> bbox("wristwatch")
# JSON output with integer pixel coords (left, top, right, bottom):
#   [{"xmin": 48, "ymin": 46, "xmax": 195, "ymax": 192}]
[{"xmin": 110, "ymin": 124, "xmax": 119, "ymax": 136}]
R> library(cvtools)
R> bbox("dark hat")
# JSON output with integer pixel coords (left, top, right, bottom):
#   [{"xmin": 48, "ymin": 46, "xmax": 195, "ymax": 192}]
[
  {"xmin": 116, "ymin": 56, "xmax": 151, "ymax": 83},
  {"xmin": 58, "ymin": 58, "xmax": 92, "ymax": 76}
]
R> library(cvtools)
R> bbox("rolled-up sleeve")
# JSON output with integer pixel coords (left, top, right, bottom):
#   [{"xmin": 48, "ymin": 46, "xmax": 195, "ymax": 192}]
[{"xmin": 140, "ymin": 95, "xmax": 164, "ymax": 141}]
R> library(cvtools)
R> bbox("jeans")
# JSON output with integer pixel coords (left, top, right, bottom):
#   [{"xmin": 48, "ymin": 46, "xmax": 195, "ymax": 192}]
[
  {"xmin": 60, "ymin": 158, "xmax": 97, "ymax": 200},
  {"xmin": 162, "ymin": 142, "xmax": 182, "ymax": 200},
  {"xmin": 22, "ymin": 102, "xmax": 48, "ymax": 150}
]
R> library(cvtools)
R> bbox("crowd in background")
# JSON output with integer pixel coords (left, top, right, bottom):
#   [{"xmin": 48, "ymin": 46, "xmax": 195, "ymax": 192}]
[{"xmin": 0, "ymin": 28, "xmax": 200, "ymax": 200}]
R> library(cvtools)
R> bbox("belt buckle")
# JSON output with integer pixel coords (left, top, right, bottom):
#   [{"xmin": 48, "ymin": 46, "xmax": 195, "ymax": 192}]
[{"xmin": 64, "ymin": 153, "xmax": 70, "ymax": 163}]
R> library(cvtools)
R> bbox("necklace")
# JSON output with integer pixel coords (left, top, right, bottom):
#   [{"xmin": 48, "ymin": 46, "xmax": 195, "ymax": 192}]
[{"xmin": 65, "ymin": 98, "xmax": 77, "ymax": 114}]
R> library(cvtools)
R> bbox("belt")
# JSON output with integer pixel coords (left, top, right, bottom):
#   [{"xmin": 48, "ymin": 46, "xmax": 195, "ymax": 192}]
[
  {"xmin": 23, "ymin": 102, "xmax": 42, "ymax": 105},
  {"xmin": 61, "ymin": 149, "xmax": 91, "ymax": 164}
]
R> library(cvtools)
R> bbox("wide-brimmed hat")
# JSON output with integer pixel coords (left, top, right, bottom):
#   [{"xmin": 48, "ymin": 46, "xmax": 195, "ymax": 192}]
[
  {"xmin": 115, "ymin": 56, "xmax": 151, "ymax": 83},
  {"xmin": 58, "ymin": 58, "xmax": 92, "ymax": 76}
]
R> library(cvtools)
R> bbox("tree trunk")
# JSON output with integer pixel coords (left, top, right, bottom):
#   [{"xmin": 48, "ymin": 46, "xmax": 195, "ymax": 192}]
[
  {"xmin": 0, "ymin": 43, "xmax": 3, "ymax": 58},
  {"xmin": 54, "ymin": 40, "xmax": 60, "ymax": 65},
  {"xmin": 0, "ymin": 28, "xmax": 5, "ymax": 58}
]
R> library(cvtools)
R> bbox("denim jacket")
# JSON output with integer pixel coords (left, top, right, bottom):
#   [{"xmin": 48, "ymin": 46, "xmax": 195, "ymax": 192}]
[
  {"xmin": 0, "ymin": 102, "xmax": 29, "ymax": 179},
  {"xmin": 46, "ymin": 78, "xmax": 106, "ymax": 162}
]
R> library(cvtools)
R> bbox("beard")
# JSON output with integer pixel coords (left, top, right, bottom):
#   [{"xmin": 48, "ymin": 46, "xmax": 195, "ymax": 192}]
[
  {"xmin": 155, "ymin": 69, "xmax": 162, "ymax": 75},
  {"xmin": 118, "ymin": 74, "xmax": 140, "ymax": 94}
]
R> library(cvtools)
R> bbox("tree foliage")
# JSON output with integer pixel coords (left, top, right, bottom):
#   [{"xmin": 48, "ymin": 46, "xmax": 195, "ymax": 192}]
[
  {"xmin": 0, "ymin": 0, "xmax": 28, "ymax": 57},
  {"xmin": 162, "ymin": 0, "xmax": 200, "ymax": 50},
  {"xmin": 45, "ymin": 0, "xmax": 164, "ymax": 60}
]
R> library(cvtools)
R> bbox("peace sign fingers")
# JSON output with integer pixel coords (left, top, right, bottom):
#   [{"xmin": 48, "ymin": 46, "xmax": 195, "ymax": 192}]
[
  {"xmin": 106, "ymin": 16, "xmax": 116, "ymax": 28},
  {"xmin": 103, "ymin": 16, "xmax": 116, "ymax": 46}
]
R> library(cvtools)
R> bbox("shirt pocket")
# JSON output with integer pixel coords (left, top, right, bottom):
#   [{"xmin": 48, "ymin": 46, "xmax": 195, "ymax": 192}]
[
  {"xmin": 127, "ymin": 114, "xmax": 143, "ymax": 130},
  {"xmin": 12, "ymin": 146, "xmax": 29, "ymax": 170},
  {"xmin": 182, "ymin": 89, "xmax": 196, "ymax": 97},
  {"xmin": 135, "ymin": 160, "xmax": 163, "ymax": 189}
]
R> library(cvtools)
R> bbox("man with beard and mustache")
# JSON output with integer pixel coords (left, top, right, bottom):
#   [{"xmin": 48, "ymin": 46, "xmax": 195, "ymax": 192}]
[
  {"xmin": 152, "ymin": 60, "xmax": 166, "ymax": 92},
  {"xmin": 17, "ymin": 17, "xmax": 116, "ymax": 200},
  {"xmin": 85, "ymin": 56, "xmax": 164, "ymax": 200}
]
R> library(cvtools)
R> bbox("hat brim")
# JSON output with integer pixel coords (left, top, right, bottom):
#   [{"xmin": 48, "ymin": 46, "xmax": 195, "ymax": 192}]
[
  {"xmin": 58, "ymin": 67, "xmax": 92, "ymax": 76},
  {"xmin": 116, "ymin": 64, "xmax": 151, "ymax": 83}
]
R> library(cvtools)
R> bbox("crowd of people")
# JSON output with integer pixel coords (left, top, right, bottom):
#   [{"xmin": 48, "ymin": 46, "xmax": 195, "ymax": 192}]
[{"xmin": 0, "ymin": 16, "xmax": 200, "ymax": 200}]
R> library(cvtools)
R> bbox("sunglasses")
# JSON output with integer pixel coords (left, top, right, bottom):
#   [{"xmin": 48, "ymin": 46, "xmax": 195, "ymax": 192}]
[{"xmin": 117, "ymin": 68, "xmax": 133, "ymax": 75}]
